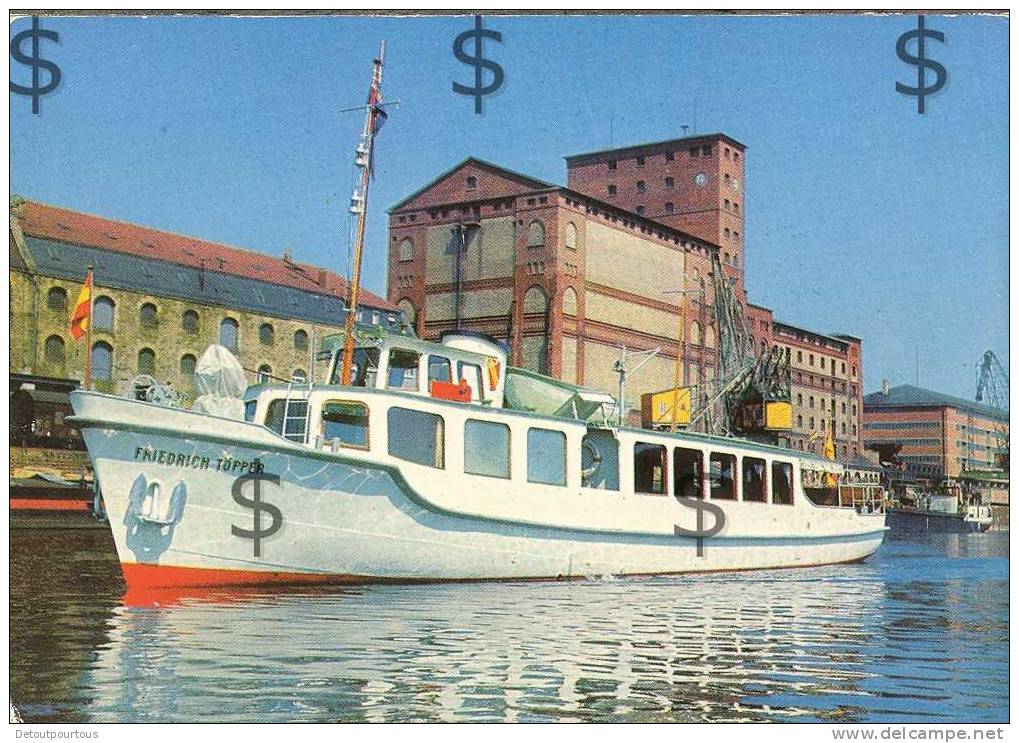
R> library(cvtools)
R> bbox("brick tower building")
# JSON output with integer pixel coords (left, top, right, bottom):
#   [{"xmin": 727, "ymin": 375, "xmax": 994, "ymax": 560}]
[{"xmin": 387, "ymin": 133, "xmax": 865, "ymax": 459}]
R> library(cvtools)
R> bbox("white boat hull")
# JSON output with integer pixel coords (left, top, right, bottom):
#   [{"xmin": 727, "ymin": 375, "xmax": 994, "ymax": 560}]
[{"xmin": 71, "ymin": 391, "xmax": 887, "ymax": 588}]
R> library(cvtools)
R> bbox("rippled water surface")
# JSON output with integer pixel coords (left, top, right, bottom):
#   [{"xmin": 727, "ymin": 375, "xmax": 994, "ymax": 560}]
[{"xmin": 9, "ymin": 529, "xmax": 1008, "ymax": 723}]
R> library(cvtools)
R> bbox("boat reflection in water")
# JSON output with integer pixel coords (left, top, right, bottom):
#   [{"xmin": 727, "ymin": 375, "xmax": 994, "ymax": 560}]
[{"xmin": 77, "ymin": 546, "xmax": 995, "ymax": 724}]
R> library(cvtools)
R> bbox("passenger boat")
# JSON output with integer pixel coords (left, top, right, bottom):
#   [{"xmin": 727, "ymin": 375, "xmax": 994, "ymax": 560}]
[
  {"xmin": 69, "ymin": 329, "xmax": 887, "ymax": 589},
  {"xmin": 67, "ymin": 44, "xmax": 886, "ymax": 589}
]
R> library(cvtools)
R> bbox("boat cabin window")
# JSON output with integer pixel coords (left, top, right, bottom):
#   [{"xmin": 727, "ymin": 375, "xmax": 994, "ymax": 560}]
[
  {"xmin": 709, "ymin": 452, "xmax": 737, "ymax": 500},
  {"xmin": 634, "ymin": 442, "xmax": 667, "ymax": 495},
  {"xmin": 742, "ymin": 457, "xmax": 767, "ymax": 502},
  {"xmin": 244, "ymin": 399, "xmax": 257, "ymax": 422},
  {"xmin": 387, "ymin": 349, "xmax": 420, "ymax": 391},
  {"xmin": 264, "ymin": 398, "xmax": 309, "ymax": 443},
  {"xmin": 581, "ymin": 430, "xmax": 619, "ymax": 491},
  {"xmin": 457, "ymin": 361, "xmax": 484, "ymax": 403},
  {"xmin": 527, "ymin": 427, "xmax": 566, "ymax": 486},
  {"xmin": 388, "ymin": 407, "xmax": 444, "ymax": 468},
  {"xmin": 772, "ymin": 461, "xmax": 794, "ymax": 505},
  {"xmin": 321, "ymin": 400, "xmax": 369, "ymax": 449},
  {"xmin": 428, "ymin": 355, "xmax": 452, "ymax": 385},
  {"xmin": 464, "ymin": 419, "xmax": 510, "ymax": 479},
  {"xmin": 352, "ymin": 347, "xmax": 380, "ymax": 387},
  {"xmin": 674, "ymin": 447, "xmax": 704, "ymax": 498},
  {"xmin": 802, "ymin": 468, "xmax": 839, "ymax": 506},
  {"xmin": 329, "ymin": 346, "xmax": 380, "ymax": 387}
]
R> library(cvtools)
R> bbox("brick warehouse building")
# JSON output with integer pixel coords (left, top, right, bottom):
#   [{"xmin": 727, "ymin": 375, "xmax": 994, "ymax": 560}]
[
  {"xmin": 9, "ymin": 198, "xmax": 399, "ymax": 477},
  {"xmin": 863, "ymin": 383, "xmax": 1009, "ymax": 479},
  {"xmin": 386, "ymin": 133, "xmax": 864, "ymax": 458}
]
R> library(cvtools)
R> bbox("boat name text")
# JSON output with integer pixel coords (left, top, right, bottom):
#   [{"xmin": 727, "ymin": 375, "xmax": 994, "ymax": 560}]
[{"xmin": 134, "ymin": 446, "xmax": 265, "ymax": 474}]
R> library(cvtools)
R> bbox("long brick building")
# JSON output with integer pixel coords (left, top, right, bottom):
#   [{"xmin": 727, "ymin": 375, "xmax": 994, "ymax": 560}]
[
  {"xmin": 863, "ymin": 383, "xmax": 1009, "ymax": 478},
  {"xmin": 386, "ymin": 133, "xmax": 865, "ymax": 458},
  {"xmin": 9, "ymin": 198, "xmax": 399, "ymax": 478}
]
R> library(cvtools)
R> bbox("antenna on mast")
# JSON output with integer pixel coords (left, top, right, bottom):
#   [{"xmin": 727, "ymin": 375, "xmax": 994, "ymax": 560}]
[{"xmin": 339, "ymin": 41, "xmax": 388, "ymax": 386}]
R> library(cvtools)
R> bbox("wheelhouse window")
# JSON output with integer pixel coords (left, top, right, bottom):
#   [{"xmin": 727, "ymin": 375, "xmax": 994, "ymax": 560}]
[
  {"xmin": 709, "ymin": 452, "xmax": 737, "ymax": 500},
  {"xmin": 464, "ymin": 419, "xmax": 510, "ymax": 479},
  {"xmin": 264, "ymin": 399, "xmax": 309, "ymax": 443},
  {"xmin": 527, "ymin": 428, "xmax": 566, "ymax": 486},
  {"xmin": 388, "ymin": 407, "xmax": 444, "ymax": 468},
  {"xmin": 428, "ymin": 355, "xmax": 452, "ymax": 386},
  {"xmin": 674, "ymin": 447, "xmax": 704, "ymax": 498},
  {"xmin": 321, "ymin": 400, "xmax": 368, "ymax": 449},
  {"xmin": 582, "ymin": 430, "xmax": 619, "ymax": 490},
  {"xmin": 772, "ymin": 461, "xmax": 794, "ymax": 505},
  {"xmin": 742, "ymin": 457, "xmax": 767, "ymax": 502},
  {"xmin": 634, "ymin": 442, "xmax": 667, "ymax": 495},
  {"xmin": 457, "ymin": 361, "xmax": 484, "ymax": 402},
  {"xmin": 387, "ymin": 349, "xmax": 420, "ymax": 391}
]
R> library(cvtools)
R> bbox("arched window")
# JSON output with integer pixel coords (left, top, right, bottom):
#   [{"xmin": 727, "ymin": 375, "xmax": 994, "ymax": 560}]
[
  {"xmin": 180, "ymin": 354, "xmax": 197, "ymax": 376},
  {"xmin": 44, "ymin": 334, "xmax": 65, "ymax": 363},
  {"xmin": 259, "ymin": 323, "xmax": 275, "ymax": 346},
  {"xmin": 94, "ymin": 296, "xmax": 115, "ymax": 331},
  {"xmin": 564, "ymin": 222, "xmax": 578, "ymax": 250},
  {"xmin": 257, "ymin": 364, "xmax": 272, "ymax": 384},
  {"xmin": 397, "ymin": 298, "xmax": 416, "ymax": 327},
  {"xmin": 526, "ymin": 220, "xmax": 545, "ymax": 248},
  {"xmin": 465, "ymin": 175, "xmax": 478, "ymax": 190},
  {"xmin": 523, "ymin": 285, "xmax": 548, "ymax": 314},
  {"xmin": 92, "ymin": 342, "xmax": 112, "ymax": 381},
  {"xmin": 219, "ymin": 318, "xmax": 239, "ymax": 351},
  {"xmin": 690, "ymin": 321, "xmax": 702, "ymax": 346},
  {"xmin": 293, "ymin": 329, "xmax": 309, "ymax": 351},
  {"xmin": 139, "ymin": 302, "xmax": 158, "ymax": 329},
  {"xmin": 398, "ymin": 238, "xmax": 414, "ymax": 261},
  {"xmin": 562, "ymin": 287, "xmax": 579, "ymax": 316},
  {"xmin": 137, "ymin": 348, "xmax": 156, "ymax": 375},
  {"xmin": 705, "ymin": 324, "xmax": 716, "ymax": 350},
  {"xmin": 46, "ymin": 286, "xmax": 67, "ymax": 311},
  {"xmin": 292, "ymin": 369, "xmax": 307, "ymax": 383},
  {"xmin": 182, "ymin": 309, "xmax": 199, "ymax": 334}
]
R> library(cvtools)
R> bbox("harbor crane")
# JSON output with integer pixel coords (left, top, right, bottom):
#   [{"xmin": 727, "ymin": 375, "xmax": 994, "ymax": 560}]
[{"xmin": 975, "ymin": 349, "xmax": 1009, "ymax": 469}]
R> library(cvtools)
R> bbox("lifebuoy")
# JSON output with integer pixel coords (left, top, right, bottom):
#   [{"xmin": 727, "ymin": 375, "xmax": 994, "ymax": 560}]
[{"xmin": 581, "ymin": 440, "xmax": 603, "ymax": 480}]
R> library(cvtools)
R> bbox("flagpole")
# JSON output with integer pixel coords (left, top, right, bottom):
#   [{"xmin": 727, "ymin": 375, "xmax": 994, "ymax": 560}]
[{"xmin": 84, "ymin": 265, "xmax": 93, "ymax": 390}]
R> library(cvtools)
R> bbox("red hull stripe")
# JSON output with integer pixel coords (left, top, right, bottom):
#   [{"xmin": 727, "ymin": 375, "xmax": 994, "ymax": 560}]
[
  {"xmin": 121, "ymin": 562, "xmax": 370, "ymax": 589},
  {"xmin": 10, "ymin": 498, "xmax": 91, "ymax": 512}
]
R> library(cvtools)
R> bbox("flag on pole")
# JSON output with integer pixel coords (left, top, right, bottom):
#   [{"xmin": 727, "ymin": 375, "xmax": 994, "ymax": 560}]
[{"xmin": 69, "ymin": 269, "xmax": 93, "ymax": 341}]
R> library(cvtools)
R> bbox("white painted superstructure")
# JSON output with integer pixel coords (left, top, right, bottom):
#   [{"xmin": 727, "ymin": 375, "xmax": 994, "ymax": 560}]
[{"xmin": 70, "ymin": 334, "xmax": 886, "ymax": 589}]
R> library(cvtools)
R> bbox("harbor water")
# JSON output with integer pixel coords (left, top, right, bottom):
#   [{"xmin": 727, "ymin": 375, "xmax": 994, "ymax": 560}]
[{"xmin": 10, "ymin": 529, "xmax": 1008, "ymax": 723}]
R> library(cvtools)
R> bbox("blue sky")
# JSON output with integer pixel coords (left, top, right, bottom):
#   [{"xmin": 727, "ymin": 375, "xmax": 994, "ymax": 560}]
[{"xmin": 10, "ymin": 13, "xmax": 1008, "ymax": 399}]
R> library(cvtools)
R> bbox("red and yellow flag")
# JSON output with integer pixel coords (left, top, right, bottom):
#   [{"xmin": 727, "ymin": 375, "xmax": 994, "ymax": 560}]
[{"xmin": 69, "ymin": 270, "xmax": 93, "ymax": 341}]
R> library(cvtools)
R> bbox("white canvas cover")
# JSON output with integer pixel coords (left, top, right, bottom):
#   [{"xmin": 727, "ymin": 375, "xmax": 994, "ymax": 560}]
[{"xmin": 190, "ymin": 344, "xmax": 247, "ymax": 419}]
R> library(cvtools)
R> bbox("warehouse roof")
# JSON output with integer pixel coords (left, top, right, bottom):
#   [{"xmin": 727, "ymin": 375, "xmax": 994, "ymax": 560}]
[
  {"xmin": 864, "ymin": 384, "xmax": 1008, "ymax": 423},
  {"xmin": 12, "ymin": 199, "xmax": 396, "ymax": 311},
  {"xmin": 565, "ymin": 132, "xmax": 748, "ymax": 162}
]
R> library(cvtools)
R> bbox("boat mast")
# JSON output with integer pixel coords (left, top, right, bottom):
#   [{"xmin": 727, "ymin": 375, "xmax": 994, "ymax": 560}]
[{"xmin": 340, "ymin": 41, "xmax": 387, "ymax": 385}]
